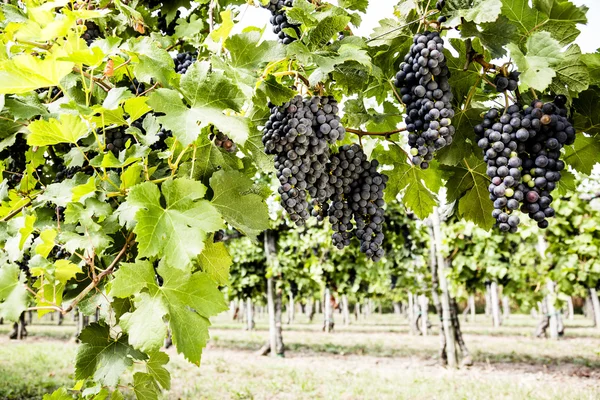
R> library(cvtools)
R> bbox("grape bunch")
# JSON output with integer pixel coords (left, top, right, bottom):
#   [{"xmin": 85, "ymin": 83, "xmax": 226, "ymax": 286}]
[
  {"xmin": 394, "ymin": 31, "xmax": 455, "ymax": 169},
  {"xmin": 54, "ymin": 165, "xmax": 84, "ymax": 183},
  {"xmin": 494, "ymin": 71, "xmax": 520, "ymax": 93},
  {"xmin": 82, "ymin": 21, "xmax": 102, "ymax": 45},
  {"xmin": 519, "ymin": 97, "xmax": 574, "ymax": 228},
  {"xmin": 475, "ymin": 96, "xmax": 576, "ymax": 231},
  {"xmin": 128, "ymin": 79, "xmax": 146, "ymax": 96},
  {"xmin": 1, "ymin": 134, "xmax": 28, "ymax": 188},
  {"xmin": 262, "ymin": 0, "xmax": 301, "ymax": 45},
  {"xmin": 264, "ymin": 96, "xmax": 337, "ymax": 225},
  {"xmin": 475, "ymin": 105, "xmax": 526, "ymax": 233},
  {"xmin": 210, "ymin": 129, "xmax": 237, "ymax": 153},
  {"xmin": 352, "ymin": 160, "xmax": 387, "ymax": 261},
  {"xmin": 174, "ymin": 51, "xmax": 197, "ymax": 74},
  {"xmin": 151, "ymin": 127, "xmax": 173, "ymax": 151},
  {"xmin": 103, "ymin": 127, "xmax": 134, "ymax": 156},
  {"xmin": 328, "ymin": 145, "xmax": 368, "ymax": 249}
]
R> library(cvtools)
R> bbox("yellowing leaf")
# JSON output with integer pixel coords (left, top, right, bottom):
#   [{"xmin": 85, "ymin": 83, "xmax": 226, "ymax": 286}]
[
  {"xmin": 54, "ymin": 259, "xmax": 81, "ymax": 284},
  {"xmin": 28, "ymin": 114, "xmax": 89, "ymax": 146},
  {"xmin": 0, "ymin": 52, "xmax": 74, "ymax": 94},
  {"xmin": 72, "ymin": 176, "xmax": 96, "ymax": 203},
  {"xmin": 36, "ymin": 229, "xmax": 58, "ymax": 258}
]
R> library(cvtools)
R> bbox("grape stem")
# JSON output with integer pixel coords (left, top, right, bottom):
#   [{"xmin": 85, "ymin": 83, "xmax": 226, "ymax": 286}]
[
  {"xmin": 0, "ymin": 193, "xmax": 40, "ymax": 222},
  {"xmin": 61, "ymin": 232, "xmax": 135, "ymax": 315},
  {"xmin": 271, "ymin": 71, "xmax": 311, "ymax": 88},
  {"xmin": 73, "ymin": 66, "xmax": 112, "ymax": 92},
  {"xmin": 346, "ymin": 127, "xmax": 406, "ymax": 138}
]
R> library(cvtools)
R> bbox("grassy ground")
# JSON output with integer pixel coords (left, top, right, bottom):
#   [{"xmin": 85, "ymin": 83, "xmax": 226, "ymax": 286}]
[{"xmin": 0, "ymin": 313, "xmax": 599, "ymax": 399}]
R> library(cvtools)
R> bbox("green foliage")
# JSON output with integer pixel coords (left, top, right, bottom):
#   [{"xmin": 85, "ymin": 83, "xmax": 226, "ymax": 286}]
[{"xmin": 0, "ymin": 0, "xmax": 598, "ymax": 397}]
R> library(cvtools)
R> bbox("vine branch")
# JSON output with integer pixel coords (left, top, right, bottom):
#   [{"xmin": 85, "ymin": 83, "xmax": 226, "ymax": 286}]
[
  {"xmin": 61, "ymin": 232, "xmax": 135, "ymax": 315},
  {"xmin": 346, "ymin": 127, "xmax": 406, "ymax": 138}
]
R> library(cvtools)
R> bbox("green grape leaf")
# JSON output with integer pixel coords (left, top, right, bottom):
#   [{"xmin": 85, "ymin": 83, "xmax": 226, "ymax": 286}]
[
  {"xmin": 75, "ymin": 323, "xmax": 144, "ymax": 387},
  {"xmin": 506, "ymin": 31, "xmax": 563, "ymax": 91},
  {"xmin": 572, "ymin": 88, "xmax": 600, "ymax": 136},
  {"xmin": 338, "ymin": 0, "xmax": 368, "ymax": 12},
  {"xmin": 147, "ymin": 351, "xmax": 171, "ymax": 390},
  {"xmin": 54, "ymin": 259, "xmax": 82, "ymax": 284},
  {"xmin": 532, "ymin": 0, "xmax": 587, "ymax": 24},
  {"xmin": 42, "ymin": 388, "xmax": 72, "ymax": 400},
  {"xmin": 120, "ymin": 292, "xmax": 168, "ymax": 353},
  {"xmin": 307, "ymin": 15, "xmax": 351, "ymax": 49},
  {"xmin": 35, "ymin": 229, "xmax": 57, "ymax": 258},
  {"xmin": 446, "ymin": 0, "xmax": 502, "ymax": 24},
  {"xmin": 262, "ymin": 74, "xmax": 297, "ymax": 106},
  {"xmin": 210, "ymin": 170, "xmax": 270, "ymax": 238},
  {"xmin": 501, "ymin": 0, "xmax": 540, "ymax": 37},
  {"xmin": 127, "ymin": 179, "xmax": 225, "ymax": 269},
  {"xmin": 159, "ymin": 265, "xmax": 227, "ymax": 365},
  {"xmin": 446, "ymin": 39, "xmax": 481, "ymax": 106},
  {"xmin": 4, "ymin": 92, "xmax": 49, "ymax": 120},
  {"xmin": 437, "ymin": 107, "xmax": 486, "ymax": 166},
  {"xmin": 548, "ymin": 44, "xmax": 589, "ymax": 97},
  {"xmin": 0, "ymin": 264, "xmax": 28, "ymax": 321},
  {"xmin": 225, "ymin": 31, "xmax": 286, "ymax": 71},
  {"xmin": 563, "ymin": 135, "xmax": 600, "ymax": 175},
  {"xmin": 128, "ymin": 37, "xmax": 175, "ymax": 85},
  {"xmin": 148, "ymin": 84, "xmax": 248, "ymax": 147},
  {"xmin": 442, "ymin": 156, "xmax": 495, "ymax": 229},
  {"xmin": 581, "ymin": 53, "xmax": 600, "ymax": 86},
  {"xmin": 381, "ymin": 157, "xmax": 439, "ymax": 220},
  {"xmin": 198, "ymin": 239, "xmax": 232, "ymax": 285},
  {"xmin": 19, "ymin": 214, "xmax": 35, "ymax": 250},
  {"xmin": 460, "ymin": 17, "xmax": 518, "ymax": 58},
  {"xmin": 0, "ymin": 53, "xmax": 74, "ymax": 94},
  {"xmin": 27, "ymin": 114, "xmax": 89, "ymax": 146},
  {"xmin": 110, "ymin": 260, "xmax": 156, "ymax": 298},
  {"xmin": 186, "ymin": 135, "xmax": 244, "ymax": 183},
  {"xmin": 133, "ymin": 372, "xmax": 159, "ymax": 400}
]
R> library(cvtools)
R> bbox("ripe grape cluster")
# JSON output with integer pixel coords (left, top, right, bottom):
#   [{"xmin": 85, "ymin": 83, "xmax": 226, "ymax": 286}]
[
  {"xmin": 262, "ymin": 0, "xmax": 301, "ymax": 45},
  {"xmin": 103, "ymin": 127, "xmax": 134, "ymax": 156},
  {"xmin": 54, "ymin": 165, "xmax": 84, "ymax": 183},
  {"xmin": 210, "ymin": 130, "xmax": 237, "ymax": 153},
  {"xmin": 82, "ymin": 21, "xmax": 101, "ymax": 45},
  {"xmin": 128, "ymin": 79, "xmax": 146, "ymax": 96},
  {"xmin": 1, "ymin": 134, "xmax": 28, "ymax": 188},
  {"xmin": 394, "ymin": 31, "xmax": 455, "ymax": 169},
  {"xmin": 475, "ymin": 96, "xmax": 575, "ymax": 231},
  {"xmin": 494, "ymin": 71, "xmax": 520, "ymax": 93},
  {"xmin": 263, "ymin": 97, "xmax": 388, "ymax": 261},
  {"xmin": 174, "ymin": 51, "xmax": 197, "ymax": 74}
]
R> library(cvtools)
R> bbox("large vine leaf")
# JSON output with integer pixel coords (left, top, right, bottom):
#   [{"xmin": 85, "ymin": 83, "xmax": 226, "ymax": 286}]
[
  {"xmin": 210, "ymin": 170, "xmax": 270, "ymax": 238},
  {"xmin": 75, "ymin": 323, "xmax": 145, "ymax": 387},
  {"xmin": 148, "ymin": 62, "xmax": 249, "ymax": 146},
  {"xmin": 563, "ymin": 135, "xmax": 600, "ymax": 175},
  {"xmin": 548, "ymin": 44, "xmax": 589, "ymax": 97},
  {"xmin": 27, "ymin": 114, "xmax": 89, "ymax": 146},
  {"xmin": 506, "ymin": 31, "xmax": 563, "ymax": 91},
  {"xmin": 0, "ymin": 264, "xmax": 28, "ymax": 321},
  {"xmin": 441, "ymin": 155, "xmax": 495, "ymax": 229},
  {"xmin": 198, "ymin": 238, "xmax": 232, "ymax": 285},
  {"xmin": 572, "ymin": 88, "xmax": 600, "ymax": 136},
  {"xmin": 448, "ymin": 0, "xmax": 502, "ymax": 24},
  {"xmin": 126, "ymin": 178, "xmax": 225, "ymax": 268},
  {"xmin": 460, "ymin": 16, "xmax": 518, "ymax": 58}
]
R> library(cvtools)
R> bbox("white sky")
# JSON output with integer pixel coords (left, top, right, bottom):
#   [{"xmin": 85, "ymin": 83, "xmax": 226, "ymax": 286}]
[{"xmin": 235, "ymin": 1, "xmax": 599, "ymax": 53}]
